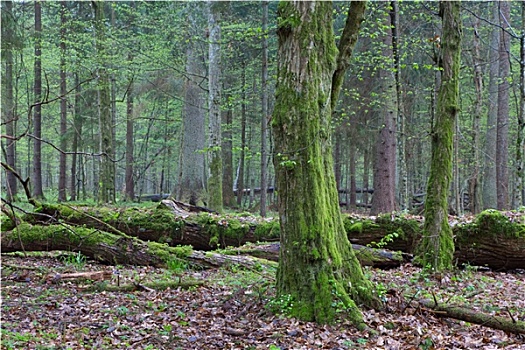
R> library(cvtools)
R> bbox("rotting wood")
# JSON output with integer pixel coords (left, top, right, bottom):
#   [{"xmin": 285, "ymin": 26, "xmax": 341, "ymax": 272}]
[
  {"xmin": 420, "ymin": 298, "xmax": 525, "ymax": 335},
  {"xmin": 47, "ymin": 270, "xmax": 112, "ymax": 283}
]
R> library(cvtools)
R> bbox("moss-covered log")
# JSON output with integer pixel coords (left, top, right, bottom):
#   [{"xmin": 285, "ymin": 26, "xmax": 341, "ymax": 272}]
[
  {"xmin": 7, "ymin": 202, "xmax": 525, "ymax": 270},
  {"xmin": 0, "ymin": 223, "xmax": 189, "ymax": 266},
  {"xmin": 420, "ymin": 299, "xmax": 525, "ymax": 335},
  {"xmin": 0, "ymin": 223, "xmax": 275, "ymax": 271},
  {"xmin": 23, "ymin": 200, "xmax": 280, "ymax": 250}
]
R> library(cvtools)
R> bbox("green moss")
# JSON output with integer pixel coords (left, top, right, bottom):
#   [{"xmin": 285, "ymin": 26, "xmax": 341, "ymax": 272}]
[
  {"xmin": 254, "ymin": 220, "xmax": 280, "ymax": 239},
  {"xmin": 454, "ymin": 210, "xmax": 525, "ymax": 243},
  {"xmin": 146, "ymin": 241, "xmax": 192, "ymax": 263},
  {"xmin": 1, "ymin": 216, "xmax": 15, "ymax": 231}
]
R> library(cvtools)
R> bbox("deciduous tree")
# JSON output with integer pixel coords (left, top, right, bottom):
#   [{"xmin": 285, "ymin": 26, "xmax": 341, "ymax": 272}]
[
  {"xmin": 272, "ymin": 1, "xmax": 378, "ymax": 327},
  {"xmin": 417, "ymin": 1, "xmax": 461, "ymax": 271}
]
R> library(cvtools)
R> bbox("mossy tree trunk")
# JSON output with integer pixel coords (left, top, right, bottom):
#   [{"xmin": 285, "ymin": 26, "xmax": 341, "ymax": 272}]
[
  {"xmin": 272, "ymin": 1, "xmax": 377, "ymax": 327},
  {"xmin": 207, "ymin": 1, "xmax": 223, "ymax": 213},
  {"xmin": 417, "ymin": 1, "xmax": 461, "ymax": 271}
]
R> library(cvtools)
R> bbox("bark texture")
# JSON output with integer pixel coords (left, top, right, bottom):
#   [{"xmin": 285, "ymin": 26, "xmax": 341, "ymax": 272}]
[
  {"xmin": 176, "ymin": 26, "xmax": 206, "ymax": 206},
  {"xmin": 482, "ymin": 1, "xmax": 500, "ymax": 210},
  {"xmin": 33, "ymin": 1, "xmax": 44, "ymax": 199},
  {"xmin": 93, "ymin": 0, "xmax": 115, "ymax": 204},
  {"xmin": 418, "ymin": 1, "xmax": 461, "ymax": 271},
  {"xmin": 370, "ymin": 7, "xmax": 397, "ymax": 216},
  {"xmin": 1, "ymin": 1, "xmax": 18, "ymax": 201},
  {"xmin": 207, "ymin": 1, "xmax": 223, "ymax": 213},
  {"xmin": 272, "ymin": 1, "xmax": 377, "ymax": 326}
]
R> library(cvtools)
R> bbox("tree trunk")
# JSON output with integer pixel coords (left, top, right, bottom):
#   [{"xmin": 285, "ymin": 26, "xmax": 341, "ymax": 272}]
[
  {"xmin": 236, "ymin": 62, "xmax": 247, "ymax": 208},
  {"xmin": 58, "ymin": 1, "xmax": 67, "ymax": 202},
  {"xmin": 260, "ymin": 0, "xmax": 269, "ymax": 217},
  {"xmin": 93, "ymin": 0, "xmax": 115, "ymax": 204},
  {"xmin": 482, "ymin": 2, "xmax": 500, "ymax": 210},
  {"xmin": 515, "ymin": 2, "xmax": 525, "ymax": 208},
  {"xmin": 272, "ymin": 1, "xmax": 377, "ymax": 327},
  {"xmin": 391, "ymin": 0, "xmax": 408, "ymax": 211},
  {"xmin": 33, "ymin": 0, "xmax": 44, "ymax": 199},
  {"xmin": 496, "ymin": 0, "xmax": 510, "ymax": 210},
  {"xmin": 418, "ymin": 1, "xmax": 461, "ymax": 271},
  {"xmin": 125, "ymin": 65, "xmax": 135, "ymax": 201},
  {"xmin": 222, "ymin": 93, "xmax": 235, "ymax": 208},
  {"xmin": 176, "ymin": 25, "xmax": 206, "ymax": 206},
  {"xmin": 207, "ymin": 1, "xmax": 223, "ymax": 213},
  {"xmin": 1, "ymin": 0, "xmax": 17, "ymax": 201},
  {"xmin": 69, "ymin": 74, "xmax": 83, "ymax": 201},
  {"xmin": 370, "ymin": 6, "xmax": 397, "ymax": 216},
  {"xmin": 469, "ymin": 14, "xmax": 483, "ymax": 214}
]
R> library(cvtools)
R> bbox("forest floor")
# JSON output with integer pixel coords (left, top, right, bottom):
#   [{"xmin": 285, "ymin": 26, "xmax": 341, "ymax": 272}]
[{"xmin": 1, "ymin": 251, "xmax": 524, "ymax": 350}]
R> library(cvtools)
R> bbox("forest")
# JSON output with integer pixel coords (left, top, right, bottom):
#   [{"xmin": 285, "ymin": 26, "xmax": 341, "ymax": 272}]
[{"xmin": 1, "ymin": 1, "xmax": 525, "ymax": 349}]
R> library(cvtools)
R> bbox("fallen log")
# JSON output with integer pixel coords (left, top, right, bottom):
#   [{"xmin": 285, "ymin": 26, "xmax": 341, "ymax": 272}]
[
  {"xmin": 47, "ymin": 270, "xmax": 112, "ymax": 283},
  {"xmin": 9, "ymin": 201, "xmax": 525, "ymax": 270},
  {"xmin": 420, "ymin": 299, "xmax": 525, "ymax": 335},
  {"xmin": 226, "ymin": 243, "xmax": 412, "ymax": 269},
  {"xmin": 0, "ymin": 223, "xmax": 405, "ymax": 269}
]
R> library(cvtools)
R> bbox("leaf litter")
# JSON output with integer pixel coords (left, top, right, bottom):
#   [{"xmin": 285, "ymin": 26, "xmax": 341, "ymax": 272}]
[{"xmin": 1, "ymin": 253, "xmax": 524, "ymax": 349}]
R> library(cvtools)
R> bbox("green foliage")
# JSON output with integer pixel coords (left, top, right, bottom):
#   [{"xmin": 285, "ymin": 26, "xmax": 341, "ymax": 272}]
[
  {"xmin": 61, "ymin": 251, "xmax": 87, "ymax": 269},
  {"xmin": 166, "ymin": 258, "xmax": 188, "ymax": 274}
]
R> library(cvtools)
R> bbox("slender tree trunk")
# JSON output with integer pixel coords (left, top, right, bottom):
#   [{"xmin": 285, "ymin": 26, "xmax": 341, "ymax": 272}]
[
  {"xmin": 125, "ymin": 66, "xmax": 135, "ymax": 201},
  {"xmin": 273, "ymin": 1, "xmax": 377, "ymax": 327},
  {"xmin": 1, "ymin": 1, "xmax": 17, "ymax": 201},
  {"xmin": 362, "ymin": 142, "xmax": 371, "ymax": 206},
  {"xmin": 391, "ymin": 0, "xmax": 407, "ymax": 211},
  {"xmin": 222, "ymin": 93, "xmax": 235, "ymax": 207},
  {"xmin": 236, "ymin": 63, "xmax": 247, "ymax": 208},
  {"xmin": 348, "ymin": 133, "xmax": 357, "ymax": 210},
  {"xmin": 470, "ymin": 15, "xmax": 483, "ymax": 214},
  {"xmin": 207, "ymin": 1, "xmax": 223, "ymax": 213},
  {"xmin": 515, "ymin": 2, "xmax": 525, "ymax": 207},
  {"xmin": 260, "ymin": 0, "xmax": 269, "ymax": 217},
  {"xmin": 418, "ymin": 1, "xmax": 461, "ymax": 271},
  {"xmin": 496, "ymin": 0, "xmax": 510, "ymax": 210},
  {"xmin": 370, "ymin": 7, "xmax": 397, "ymax": 216},
  {"xmin": 58, "ymin": 1, "xmax": 67, "ymax": 202},
  {"xmin": 93, "ymin": 0, "xmax": 115, "ymax": 204},
  {"xmin": 33, "ymin": 0, "xmax": 44, "ymax": 199},
  {"xmin": 482, "ymin": 2, "xmax": 500, "ymax": 210},
  {"xmin": 69, "ymin": 74, "xmax": 83, "ymax": 201}
]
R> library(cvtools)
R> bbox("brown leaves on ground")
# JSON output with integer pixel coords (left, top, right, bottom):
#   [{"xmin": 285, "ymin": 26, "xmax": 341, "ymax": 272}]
[{"xmin": 1, "ymin": 253, "xmax": 524, "ymax": 349}]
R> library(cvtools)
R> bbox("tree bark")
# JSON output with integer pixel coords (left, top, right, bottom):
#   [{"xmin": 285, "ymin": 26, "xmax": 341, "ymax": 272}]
[
  {"xmin": 93, "ymin": 0, "xmax": 115, "ymax": 204},
  {"xmin": 482, "ymin": 1, "xmax": 500, "ymax": 210},
  {"xmin": 260, "ymin": 0, "xmax": 269, "ymax": 217},
  {"xmin": 417, "ymin": 1, "xmax": 461, "ymax": 271},
  {"xmin": 175, "ymin": 17, "xmax": 206, "ymax": 206},
  {"xmin": 496, "ymin": 0, "xmax": 510, "ymax": 210},
  {"xmin": 273, "ymin": 1, "xmax": 377, "ymax": 327},
  {"xmin": 370, "ymin": 6, "xmax": 397, "ymax": 216},
  {"xmin": 469, "ymin": 14, "xmax": 483, "ymax": 214},
  {"xmin": 515, "ymin": 2, "xmax": 525, "ymax": 208},
  {"xmin": 207, "ymin": 1, "xmax": 223, "ymax": 213},
  {"xmin": 58, "ymin": 1, "xmax": 67, "ymax": 202},
  {"xmin": 222, "ymin": 93, "xmax": 235, "ymax": 208},
  {"xmin": 1, "ymin": 1, "xmax": 18, "ymax": 201},
  {"xmin": 236, "ymin": 62, "xmax": 247, "ymax": 208},
  {"xmin": 33, "ymin": 0, "xmax": 44, "ymax": 199}
]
